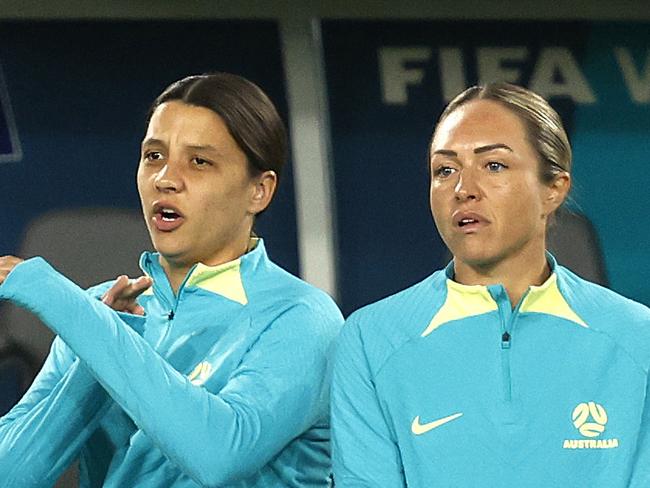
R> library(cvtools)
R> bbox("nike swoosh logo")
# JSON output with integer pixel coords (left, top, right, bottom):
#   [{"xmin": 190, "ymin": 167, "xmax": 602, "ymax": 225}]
[{"xmin": 411, "ymin": 413, "xmax": 463, "ymax": 435}]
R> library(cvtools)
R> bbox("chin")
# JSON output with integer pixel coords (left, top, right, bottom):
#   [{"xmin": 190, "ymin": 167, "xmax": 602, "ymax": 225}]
[
  {"xmin": 152, "ymin": 240, "xmax": 187, "ymax": 260},
  {"xmin": 451, "ymin": 244, "xmax": 501, "ymax": 269}
]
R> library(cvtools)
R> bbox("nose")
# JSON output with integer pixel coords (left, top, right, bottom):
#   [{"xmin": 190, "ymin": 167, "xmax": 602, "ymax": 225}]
[
  {"xmin": 454, "ymin": 169, "xmax": 481, "ymax": 202},
  {"xmin": 154, "ymin": 162, "xmax": 184, "ymax": 193}
]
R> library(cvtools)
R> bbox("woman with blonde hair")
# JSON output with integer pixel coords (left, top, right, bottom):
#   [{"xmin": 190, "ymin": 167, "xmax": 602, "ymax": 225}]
[{"xmin": 332, "ymin": 82, "xmax": 650, "ymax": 487}]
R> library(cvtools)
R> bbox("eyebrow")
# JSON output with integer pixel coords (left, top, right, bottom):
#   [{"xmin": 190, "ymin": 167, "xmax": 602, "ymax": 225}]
[
  {"xmin": 431, "ymin": 143, "xmax": 513, "ymax": 157},
  {"xmin": 141, "ymin": 139, "xmax": 223, "ymax": 155},
  {"xmin": 185, "ymin": 144, "xmax": 222, "ymax": 154},
  {"xmin": 141, "ymin": 137, "xmax": 164, "ymax": 149},
  {"xmin": 431, "ymin": 149, "xmax": 458, "ymax": 157},
  {"xmin": 473, "ymin": 143, "xmax": 513, "ymax": 154}
]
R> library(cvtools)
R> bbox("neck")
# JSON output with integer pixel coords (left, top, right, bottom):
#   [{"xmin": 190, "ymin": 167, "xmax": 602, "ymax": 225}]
[
  {"xmin": 159, "ymin": 238, "xmax": 253, "ymax": 295},
  {"xmin": 160, "ymin": 259, "xmax": 193, "ymax": 295},
  {"xmin": 453, "ymin": 243, "xmax": 551, "ymax": 308}
]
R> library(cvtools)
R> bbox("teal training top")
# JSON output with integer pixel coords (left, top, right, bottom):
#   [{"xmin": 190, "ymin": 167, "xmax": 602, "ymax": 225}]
[
  {"xmin": 0, "ymin": 239, "xmax": 344, "ymax": 487},
  {"xmin": 332, "ymin": 256, "xmax": 650, "ymax": 487}
]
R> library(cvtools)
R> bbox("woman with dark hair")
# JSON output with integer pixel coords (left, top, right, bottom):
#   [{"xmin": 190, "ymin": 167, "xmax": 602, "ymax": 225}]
[
  {"xmin": 0, "ymin": 73, "xmax": 343, "ymax": 487},
  {"xmin": 331, "ymin": 83, "xmax": 650, "ymax": 487}
]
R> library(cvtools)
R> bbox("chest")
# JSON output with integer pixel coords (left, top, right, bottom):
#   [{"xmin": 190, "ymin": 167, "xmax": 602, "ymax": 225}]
[
  {"xmin": 374, "ymin": 314, "xmax": 646, "ymax": 484},
  {"xmin": 138, "ymin": 291, "xmax": 254, "ymax": 391}
]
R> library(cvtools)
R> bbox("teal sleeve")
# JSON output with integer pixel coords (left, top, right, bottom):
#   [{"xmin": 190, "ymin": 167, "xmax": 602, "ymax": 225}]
[
  {"xmin": 0, "ymin": 257, "xmax": 339, "ymax": 487},
  {"xmin": 629, "ymin": 371, "xmax": 650, "ymax": 487},
  {"xmin": 331, "ymin": 316, "xmax": 406, "ymax": 487},
  {"xmin": 0, "ymin": 337, "xmax": 111, "ymax": 488}
]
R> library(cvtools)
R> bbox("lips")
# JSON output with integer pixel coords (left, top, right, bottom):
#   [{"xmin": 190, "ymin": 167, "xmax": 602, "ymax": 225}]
[
  {"xmin": 151, "ymin": 202, "xmax": 185, "ymax": 232},
  {"xmin": 452, "ymin": 211, "xmax": 489, "ymax": 233}
]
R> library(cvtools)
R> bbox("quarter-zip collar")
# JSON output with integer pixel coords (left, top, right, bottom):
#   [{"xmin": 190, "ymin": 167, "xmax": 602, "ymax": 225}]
[
  {"xmin": 138, "ymin": 238, "xmax": 266, "ymax": 307},
  {"xmin": 422, "ymin": 252, "xmax": 586, "ymax": 337}
]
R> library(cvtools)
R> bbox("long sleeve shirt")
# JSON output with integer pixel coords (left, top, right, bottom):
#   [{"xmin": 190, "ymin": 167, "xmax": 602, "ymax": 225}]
[
  {"xmin": 332, "ymin": 255, "xmax": 650, "ymax": 487},
  {"xmin": 0, "ymin": 239, "xmax": 343, "ymax": 487}
]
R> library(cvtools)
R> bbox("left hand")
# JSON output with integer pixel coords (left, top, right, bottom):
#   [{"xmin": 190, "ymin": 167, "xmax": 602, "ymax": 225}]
[
  {"xmin": 0, "ymin": 255, "xmax": 24, "ymax": 285},
  {"xmin": 101, "ymin": 274, "xmax": 152, "ymax": 316}
]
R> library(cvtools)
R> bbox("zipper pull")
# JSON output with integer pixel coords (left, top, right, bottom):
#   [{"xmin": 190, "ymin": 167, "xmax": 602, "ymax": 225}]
[
  {"xmin": 168, "ymin": 310, "xmax": 175, "ymax": 321},
  {"xmin": 501, "ymin": 331, "xmax": 511, "ymax": 349}
]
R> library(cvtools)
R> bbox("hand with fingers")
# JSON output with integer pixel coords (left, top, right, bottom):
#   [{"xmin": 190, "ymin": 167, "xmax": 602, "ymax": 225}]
[
  {"xmin": 0, "ymin": 255, "xmax": 24, "ymax": 285},
  {"xmin": 101, "ymin": 275, "xmax": 153, "ymax": 316}
]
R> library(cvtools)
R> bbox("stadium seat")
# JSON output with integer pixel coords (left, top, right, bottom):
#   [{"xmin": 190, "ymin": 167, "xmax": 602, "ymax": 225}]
[
  {"xmin": 547, "ymin": 207, "xmax": 608, "ymax": 286},
  {"xmin": 0, "ymin": 207, "xmax": 152, "ymax": 365}
]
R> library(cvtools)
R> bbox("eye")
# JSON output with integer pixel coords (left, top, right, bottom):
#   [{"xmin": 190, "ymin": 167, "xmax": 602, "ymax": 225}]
[
  {"xmin": 486, "ymin": 161, "xmax": 507, "ymax": 172},
  {"xmin": 433, "ymin": 166, "xmax": 457, "ymax": 179},
  {"xmin": 143, "ymin": 151, "xmax": 164, "ymax": 162},
  {"xmin": 192, "ymin": 157, "xmax": 213, "ymax": 167}
]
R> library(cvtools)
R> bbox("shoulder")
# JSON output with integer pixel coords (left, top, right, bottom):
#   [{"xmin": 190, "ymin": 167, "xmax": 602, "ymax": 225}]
[
  {"xmin": 245, "ymin": 257, "xmax": 344, "ymax": 343},
  {"xmin": 240, "ymin": 240, "xmax": 341, "ymax": 318},
  {"xmin": 557, "ymin": 265, "xmax": 650, "ymax": 368},
  {"xmin": 336, "ymin": 270, "xmax": 447, "ymax": 373},
  {"xmin": 558, "ymin": 266, "xmax": 650, "ymax": 325},
  {"xmin": 347, "ymin": 269, "xmax": 447, "ymax": 334}
]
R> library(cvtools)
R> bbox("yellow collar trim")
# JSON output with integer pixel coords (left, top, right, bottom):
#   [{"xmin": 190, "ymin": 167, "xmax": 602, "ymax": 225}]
[
  {"xmin": 421, "ymin": 280, "xmax": 497, "ymax": 337},
  {"xmin": 186, "ymin": 258, "xmax": 248, "ymax": 305},
  {"xmin": 184, "ymin": 238, "xmax": 257, "ymax": 304},
  {"xmin": 140, "ymin": 239, "xmax": 259, "ymax": 304},
  {"xmin": 422, "ymin": 273, "xmax": 587, "ymax": 337},
  {"xmin": 140, "ymin": 260, "xmax": 247, "ymax": 303},
  {"xmin": 519, "ymin": 274, "xmax": 587, "ymax": 328}
]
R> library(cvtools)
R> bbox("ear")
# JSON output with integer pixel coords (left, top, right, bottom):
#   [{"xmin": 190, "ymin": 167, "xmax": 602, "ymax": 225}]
[
  {"xmin": 248, "ymin": 170, "xmax": 278, "ymax": 215},
  {"xmin": 543, "ymin": 171, "xmax": 571, "ymax": 216}
]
